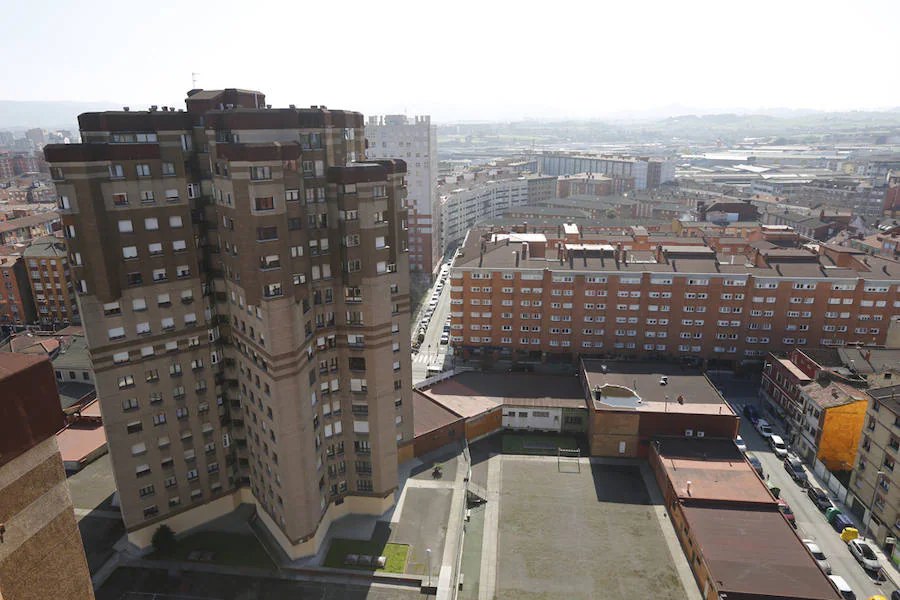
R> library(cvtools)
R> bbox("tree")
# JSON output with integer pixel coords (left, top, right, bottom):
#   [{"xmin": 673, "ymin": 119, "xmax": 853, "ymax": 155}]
[
  {"xmin": 151, "ymin": 524, "xmax": 177, "ymax": 555},
  {"xmin": 604, "ymin": 208, "xmax": 618, "ymax": 220}
]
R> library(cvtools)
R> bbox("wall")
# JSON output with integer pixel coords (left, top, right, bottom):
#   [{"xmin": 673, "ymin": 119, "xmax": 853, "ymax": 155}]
[
  {"xmin": 818, "ymin": 400, "xmax": 867, "ymax": 471},
  {"xmin": 465, "ymin": 407, "xmax": 502, "ymax": 441},
  {"xmin": 589, "ymin": 410, "xmax": 640, "ymax": 457},
  {"xmin": 561, "ymin": 407, "xmax": 588, "ymax": 433},
  {"xmin": 502, "ymin": 406, "xmax": 562, "ymax": 432},
  {"xmin": 413, "ymin": 419, "xmax": 464, "ymax": 457}
]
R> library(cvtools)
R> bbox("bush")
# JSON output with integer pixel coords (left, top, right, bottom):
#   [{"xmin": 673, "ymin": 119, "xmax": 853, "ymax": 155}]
[{"xmin": 151, "ymin": 524, "xmax": 177, "ymax": 555}]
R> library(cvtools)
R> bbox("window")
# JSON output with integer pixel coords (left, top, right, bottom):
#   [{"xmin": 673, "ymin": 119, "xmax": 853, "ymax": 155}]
[
  {"xmin": 144, "ymin": 217, "xmax": 159, "ymax": 231},
  {"xmin": 109, "ymin": 164, "xmax": 124, "ymax": 179},
  {"xmin": 136, "ymin": 164, "xmax": 151, "ymax": 177},
  {"xmin": 169, "ymin": 215, "xmax": 183, "ymax": 228},
  {"xmin": 172, "ymin": 240, "xmax": 187, "ymax": 253},
  {"xmin": 118, "ymin": 219, "xmax": 134, "ymax": 233},
  {"xmin": 148, "ymin": 242, "xmax": 163, "ymax": 256},
  {"xmin": 250, "ymin": 166, "xmax": 271, "ymax": 180},
  {"xmin": 165, "ymin": 189, "xmax": 179, "ymax": 202},
  {"xmin": 254, "ymin": 196, "xmax": 275, "ymax": 211},
  {"xmin": 257, "ymin": 226, "xmax": 278, "ymax": 241},
  {"xmin": 108, "ymin": 326, "xmax": 125, "ymax": 341}
]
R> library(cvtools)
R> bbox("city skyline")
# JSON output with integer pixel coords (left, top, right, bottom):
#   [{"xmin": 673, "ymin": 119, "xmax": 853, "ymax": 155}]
[{"xmin": 4, "ymin": 0, "xmax": 900, "ymax": 122}]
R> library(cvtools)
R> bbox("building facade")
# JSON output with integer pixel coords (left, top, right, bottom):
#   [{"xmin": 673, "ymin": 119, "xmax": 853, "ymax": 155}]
[
  {"xmin": 440, "ymin": 174, "xmax": 556, "ymax": 251},
  {"xmin": 44, "ymin": 88, "xmax": 414, "ymax": 559},
  {"xmin": 0, "ymin": 353, "xmax": 95, "ymax": 600},
  {"xmin": 449, "ymin": 226, "xmax": 900, "ymax": 368},
  {"xmin": 537, "ymin": 153, "xmax": 675, "ymax": 190},
  {"xmin": 366, "ymin": 115, "xmax": 439, "ymax": 275},
  {"xmin": 24, "ymin": 236, "xmax": 79, "ymax": 328},
  {"xmin": 0, "ymin": 254, "xmax": 37, "ymax": 325}
]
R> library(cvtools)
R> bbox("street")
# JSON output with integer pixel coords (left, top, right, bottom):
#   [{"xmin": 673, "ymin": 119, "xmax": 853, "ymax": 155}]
[
  {"xmin": 719, "ymin": 375, "xmax": 897, "ymax": 600},
  {"xmin": 411, "ymin": 270, "xmax": 453, "ymax": 384}
]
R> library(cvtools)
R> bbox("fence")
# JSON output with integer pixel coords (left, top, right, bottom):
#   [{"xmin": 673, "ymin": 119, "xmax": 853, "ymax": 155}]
[{"xmin": 813, "ymin": 459, "xmax": 849, "ymax": 504}]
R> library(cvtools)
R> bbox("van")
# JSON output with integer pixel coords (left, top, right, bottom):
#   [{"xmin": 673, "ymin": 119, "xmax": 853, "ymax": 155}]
[
  {"xmin": 827, "ymin": 574, "xmax": 855, "ymax": 599},
  {"xmin": 769, "ymin": 434, "xmax": 788, "ymax": 458},
  {"xmin": 427, "ymin": 364, "xmax": 444, "ymax": 376}
]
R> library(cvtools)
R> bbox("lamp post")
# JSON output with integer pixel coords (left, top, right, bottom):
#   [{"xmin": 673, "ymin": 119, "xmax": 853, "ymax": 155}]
[
  {"xmin": 865, "ymin": 470, "xmax": 886, "ymax": 540},
  {"xmin": 426, "ymin": 548, "xmax": 432, "ymax": 588}
]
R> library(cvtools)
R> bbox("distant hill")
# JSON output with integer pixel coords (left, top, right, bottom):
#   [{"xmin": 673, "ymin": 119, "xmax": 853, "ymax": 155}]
[{"xmin": 0, "ymin": 100, "xmax": 121, "ymax": 131}]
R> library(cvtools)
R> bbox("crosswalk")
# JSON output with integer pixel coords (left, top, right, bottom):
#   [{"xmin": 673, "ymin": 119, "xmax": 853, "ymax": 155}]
[{"xmin": 412, "ymin": 352, "xmax": 445, "ymax": 365}]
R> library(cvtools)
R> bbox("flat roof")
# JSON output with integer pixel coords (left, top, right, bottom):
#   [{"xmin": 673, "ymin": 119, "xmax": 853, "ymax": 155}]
[
  {"xmin": 56, "ymin": 423, "xmax": 106, "ymax": 464},
  {"xmin": 774, "ymin": 357, "xmax": 813, "ymax": 383},
  {"xmin": 413, "ymin": 391, "xmax": 461, "ymax": 437},
  {"xmin": 801, "ymin": 381, "xmax": 867, "ymax": 409},
  {"xmin": 682, "ymin": 505, "xmax": 841, "ymax": 599},
  {"xmin": 582, "ymin": 360, "xmax": 732, "ymax": 415},
  {"xmin": 656, "ymin": 438, "xmax": 774, "ymax": 505},
  {"xmin": 420, "ymin": 371, "xmax": 586, "ymax": 417}
]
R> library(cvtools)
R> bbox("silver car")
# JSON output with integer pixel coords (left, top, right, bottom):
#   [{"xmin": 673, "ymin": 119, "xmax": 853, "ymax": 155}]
[
  {"xmin": 847, "ymin": 538, "xmax": 881, "ymax": 573},
  {"xmin": 802, "ymin": 539, "xmax": 831, "ymax": 574}
]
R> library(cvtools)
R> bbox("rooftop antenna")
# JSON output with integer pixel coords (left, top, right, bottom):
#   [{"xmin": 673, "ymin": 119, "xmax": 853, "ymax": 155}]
[{"xmin": 192, "ymin": 72, "xmax": 199, "ymax": 88}]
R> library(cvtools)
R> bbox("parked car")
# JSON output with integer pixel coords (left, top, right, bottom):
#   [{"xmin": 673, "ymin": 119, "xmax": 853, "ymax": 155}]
[
  {"xmin": 778, "ymin": 498, "xmax": 796, "ymax": 528},
  {"xmin": 755, "ymin": 419, "xmax": 774, "ymax": 440},
  {"xmin": 807, "ymin": 487, "xmax": 834, "ymax": 513},
  {"xmin": 802, "ymin": 539, "xmax": 832, "ymax": 574},
  {"xmin": 847, "ymin": 539, "xmax": 882, "ymax": 573},
  {"xmin": 747, "ymin": 455, "xmax": 764, "ymax": 478},
  {"xmin": 734, "ymin": 435, "xmax": 747, "ymax": 453},
  {"xmin": 743, "ymin": 404, "xmax": 759, "ymax": 424},
  {"xmin": 831, "ymin": 513, "xmax": 854, "ymax": 533},
  {"xmin": 828, "ymin": 575, "xmax": 856, "ymax": 600},
  {"xmin": 769, "ymin": 434, "xmax": 788, "ymax": 458},
  {"xmin": 784, "ymin": 457, "xmax": 808, "ymax": 486}
]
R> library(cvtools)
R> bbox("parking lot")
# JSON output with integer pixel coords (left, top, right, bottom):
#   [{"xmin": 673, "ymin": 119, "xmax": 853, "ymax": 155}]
[
  {"xmin": 495, "ymin": 456, "xmax": 691, "ymax": 600},
  {"xmin": 723, "ymin": 377, "xmax": 898, "ymax": 600}
]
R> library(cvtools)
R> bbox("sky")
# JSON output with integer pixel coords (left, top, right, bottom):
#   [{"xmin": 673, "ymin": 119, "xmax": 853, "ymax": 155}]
[{"xmin": 4, "ymin": 0, "xmax": 900, "ymax": 122}]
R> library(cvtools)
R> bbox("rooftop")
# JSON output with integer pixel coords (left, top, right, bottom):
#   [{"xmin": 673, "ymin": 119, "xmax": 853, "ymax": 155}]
[
  {"xmin": 412, "ymin": 390, "xmax": 461, "ymax": 437},
  {"xmin": 800, "ymin": 380, "xmax": 867, "ymax": 410},
  {"xmin": 582, "ymin": 360, "xmax": 731, "ymax": 415},
  {"xmin": 682, "ymin": 505, "xmax": 841, "ymax": 600},
  {"xmin": 0, "ymin": 210, "xmax": 59, "ymax": 234},
  {"xmin": 655, "ymin": 438, "xmax": 774, "ymax": 506},
  {"xmin": 419, "ymin": 371, "xmax": 586, "ymax": 417},
  {"xmin": 23, "ymin": 235, "xmax": 67, "ymax": 257}
]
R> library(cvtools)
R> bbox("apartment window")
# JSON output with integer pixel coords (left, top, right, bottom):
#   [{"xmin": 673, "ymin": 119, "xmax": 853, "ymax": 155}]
[
  {"xmin": 148, "ymin": 242, "xmax": 163, "ymax": 256},
  {"xmin": 108, "ymin": 326, "xmax": 126, "ymax": 341},
  {"xmin": 118, "ymin": 219, "xmax": 134, "ymax": 233},
  {"xmin": 250, "ymin": 166, "xmax": 271, "ymax": 181},
  {"xmin": 109, "ymin": 164, "xmax": 124, "ymax": 179},
  {"xmin": 176, "ymin": 265, "xmax": 190, "ymax": 278},
  {"xmin": 165, "ymin": 189, "xmax": 179, "ymax": 203},
  {"xmin": 257, "ymin": 226, "xmax": 278, "ymax": 241},
  {"xmin": 254, "ymin": 196, "xmax": 275, "ymax": 211}
]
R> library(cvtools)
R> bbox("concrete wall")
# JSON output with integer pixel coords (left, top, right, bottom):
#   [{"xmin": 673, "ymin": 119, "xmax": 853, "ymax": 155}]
[
  {"xmin": 589, "ymin": 410, "xmax": 640, "ymax": 457},
  {"xmin": 413, "ymin": 419, "xmax": 464, "ymax": 457},
  {"xmin": 502, "ymin": 406, "xmax": 562, "ymax": 432},
  {"xmin": 464, "ymin": 408, "xmax": 502, "ymax": 441}
]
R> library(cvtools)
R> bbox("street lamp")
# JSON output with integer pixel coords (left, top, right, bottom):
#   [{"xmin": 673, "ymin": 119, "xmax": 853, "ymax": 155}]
[
  {"xmin": 865, "ymin": 470, "xmax": 886, "ymax": 540},
  {"xmin": 426, "ymin": 548, "xmax": 432, "ymax": 588}
]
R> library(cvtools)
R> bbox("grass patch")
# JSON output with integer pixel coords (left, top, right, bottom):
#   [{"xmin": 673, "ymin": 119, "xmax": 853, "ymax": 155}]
[
  {"xmin": 146, "ymin": 531, "xmax": 275, "ymax": 569},
  {"xmin": 502, "ymin": 433, "xmax": 581, "ymax": 456},
  {"xmin": 323, "ymin": 538, "xmax": 409, "ymax": 574}
]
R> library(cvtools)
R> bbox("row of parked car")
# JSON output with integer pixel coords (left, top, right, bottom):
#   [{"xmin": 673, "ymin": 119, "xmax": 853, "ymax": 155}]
[
  {"xmin": 413, "ymin": 264, "xmax": 452, "ymax": 351},
  {"xmin": 741, "ymin": 403, "xmax": 895, "ymax": 600}
]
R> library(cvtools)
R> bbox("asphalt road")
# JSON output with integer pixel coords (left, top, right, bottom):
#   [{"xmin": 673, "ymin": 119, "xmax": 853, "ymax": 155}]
[
  {"xmin": 411, "ymin": 272, "xmax": 453, "ymax": 384},
  {"xmin": 731, "ymin": 394, "xmax": 896, "ymax": 600}
]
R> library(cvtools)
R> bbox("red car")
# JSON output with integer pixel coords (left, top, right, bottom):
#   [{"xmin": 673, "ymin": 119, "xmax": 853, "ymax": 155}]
[{"xmin": 778, "ymin": 498, "xmax": 796, "ymax": 528}]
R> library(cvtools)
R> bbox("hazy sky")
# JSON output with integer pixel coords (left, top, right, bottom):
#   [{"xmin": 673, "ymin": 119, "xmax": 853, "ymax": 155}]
[{"xmin": 5, "ymin": 0, "xmax": 899, "ymax": 121}]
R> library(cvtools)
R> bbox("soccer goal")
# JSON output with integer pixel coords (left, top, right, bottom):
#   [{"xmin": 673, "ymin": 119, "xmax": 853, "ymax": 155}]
[{"xmin": 557, "ymin": 447, "xmax": 581, "ymax": 473}]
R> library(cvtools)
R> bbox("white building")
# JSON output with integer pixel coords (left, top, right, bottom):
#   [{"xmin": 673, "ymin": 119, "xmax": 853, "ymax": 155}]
[{"xmin": 366, "ymin": 115, "xmax": 440, "ymax": 275}]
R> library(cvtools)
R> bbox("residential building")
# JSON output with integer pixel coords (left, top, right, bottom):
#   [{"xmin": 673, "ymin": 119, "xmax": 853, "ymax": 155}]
[
  {"xmin": 449, "ymin": 224, "xmax": 900, "ymax": 368},
  {"xmin": 0, "ymin": 211, "xmax": 60, "ymax": 245},
  {"xmin": 794, "ymin": 379, "xmax": 867, "ymax": 470},
  {"xmin": 847, "ymin": 375, "xmax": 900, "ymax": 546},
  {"xmin": 649, "ymin": 438, "xmax": 841, "ymax": 600},
  {"xmin": 0, "ymin": 152, "xmax": 13, "ymax": 178},
  {"xmin": 24, "ymin": 236, "xmax": 79, "ymax": 328},
  {"xmin": 25, "ymin": 128, "xmax": 45, "ymax": 148},
  {"xmin": 557, "ymin": 173, "xmax": 630, "ymax": 198},
  {"xmin": 537, "ymin": 153, "xmax": 675, "ymax": 190},
  {"xmin": 0, "ymin": 353, "xmax": 95, "ymax": 600},
  {"xmin": 366, "ymin": 115, "xmax": 440, "ymax": 276},
  {"xmin": 0, "ymin": 254, "xmax": 37, "ymax": 325},
  {"xmin": 440, "ymin": 173, "xmax": 556, "ymax": 251},
  {"xmin": 43, "ymin": 88, "xmax": 414, "ymax": 559}
]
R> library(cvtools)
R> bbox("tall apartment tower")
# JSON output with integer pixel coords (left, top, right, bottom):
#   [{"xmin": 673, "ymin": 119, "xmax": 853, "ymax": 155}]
[
  {"xmin": 44, "ymin": 89, "xmax": 415, "ymax": 559},
  {"xmin": 366, "ymin": 115, "xmax": 439, "ymax": 276},
  {"xmin": 0, "ymin": 353, "xmax": 95, "ymax": 600}
]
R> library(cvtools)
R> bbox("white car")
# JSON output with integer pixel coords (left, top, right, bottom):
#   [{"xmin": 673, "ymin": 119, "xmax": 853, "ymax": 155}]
[
  {"xmin": 828, "ymin": 575, "xmax": 855, "ymax": 600},
  {"xmin": 802, "ymin": 539, "xmax": 831, "ymax": 574},
  {"xmin": 755, "ymin": 419, "xmax": 773, "ymax": 440},
  {"xmin": 734, "ymin": 435, "xmax": 747, "ymax": 453},
  {"xmin": 769, "ymin": 434, "xmax": 788, "ymax": 458},
  {"xmin": 847, "ymin": 538, "xmax": 882, "ymax": 573}
]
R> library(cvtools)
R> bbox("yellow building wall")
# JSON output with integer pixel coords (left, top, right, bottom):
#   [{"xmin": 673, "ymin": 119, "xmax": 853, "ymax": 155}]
[{"xmin": 818, "ymin": 400, "xmax": 867, "ymax": 471}]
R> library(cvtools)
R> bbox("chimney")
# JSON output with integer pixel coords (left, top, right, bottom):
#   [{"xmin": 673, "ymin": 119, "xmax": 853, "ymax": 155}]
[
  {"xmin": 686, "ymin": 481, "xmax": 692, "ymax": 496},
  {"xmin": 514, "ymin": 251, "xmax": 519, "ymax": 267},
  {"xmin": 621, "ymin": 249, "xmax": 628, "ymax": 266},
  {"xmin": 522, "ymin": 242, "xmax": 529, "ymax": 260},
  {"xmin": 569, "ymin": 253, "xmax": 574, "ymax": 269}
]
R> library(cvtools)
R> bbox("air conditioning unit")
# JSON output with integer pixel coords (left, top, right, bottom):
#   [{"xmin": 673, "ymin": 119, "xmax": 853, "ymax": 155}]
[
  {"xmin": 697, "ymin": 431, "xmax": 705, "ymax": 438},
  {"xmin": 685, "ymin": 429, "xmax": 694, "ymax": 437}
]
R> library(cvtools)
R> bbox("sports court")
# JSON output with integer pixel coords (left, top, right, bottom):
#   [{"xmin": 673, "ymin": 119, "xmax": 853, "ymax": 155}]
[{"xmin": 495, "ymin": 457, "xmax": 689, "ymax": 600}]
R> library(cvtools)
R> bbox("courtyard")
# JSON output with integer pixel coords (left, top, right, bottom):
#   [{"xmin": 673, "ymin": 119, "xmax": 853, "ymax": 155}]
[{"xmin": 494, "ymin": 456, "xmax": 691, "ymax": 600}]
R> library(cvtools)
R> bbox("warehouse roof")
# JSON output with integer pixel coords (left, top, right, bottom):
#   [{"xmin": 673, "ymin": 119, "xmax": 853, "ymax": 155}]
[{"xmin": 413, "ymin": 391, "xmax": 462, "ymax": 437}]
